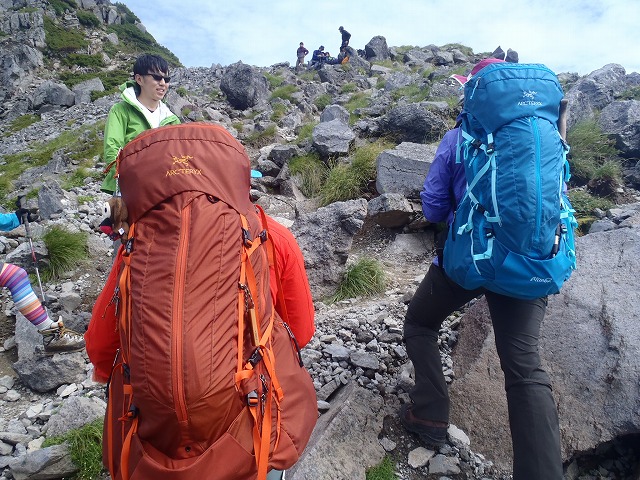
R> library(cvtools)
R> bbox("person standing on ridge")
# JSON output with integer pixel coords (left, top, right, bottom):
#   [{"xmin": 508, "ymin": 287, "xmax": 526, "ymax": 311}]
[
  {"xmin": 400, "ymin": 55, "xmax": 565, "ymax": 480},
  {"xmin": 296, "ymin": 41, "xmax": 309, "ymax": 72},
  {"xmin": 338, "ymin": 26, "xmax": 351, "ymax": 49},
  {"xmin": 101, "ymin": 54, "xmax": 180, "ymax": 195}
]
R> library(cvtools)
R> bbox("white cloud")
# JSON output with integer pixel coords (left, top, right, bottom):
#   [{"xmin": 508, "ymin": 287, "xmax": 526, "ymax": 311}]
[{"xmin": 123, "ymin": 0, "xmax": 640, "ymax": 75}]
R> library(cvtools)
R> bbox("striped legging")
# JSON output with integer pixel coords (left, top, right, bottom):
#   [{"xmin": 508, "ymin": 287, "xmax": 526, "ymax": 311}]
[{"xmin": 0, "ymin": 263, "xmax": 49, "ymax": 328}]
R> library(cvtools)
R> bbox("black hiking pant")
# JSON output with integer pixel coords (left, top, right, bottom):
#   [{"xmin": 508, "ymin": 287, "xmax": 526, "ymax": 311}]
[{"xmin": 404, "ymin": 263, "xmax": 563, "ymax": 480}]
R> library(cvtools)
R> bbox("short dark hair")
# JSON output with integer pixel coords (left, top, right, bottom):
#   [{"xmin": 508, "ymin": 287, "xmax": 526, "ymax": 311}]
[{"xmin": 133, "ymin": 54, "xmax": 170, "ymax": 76}]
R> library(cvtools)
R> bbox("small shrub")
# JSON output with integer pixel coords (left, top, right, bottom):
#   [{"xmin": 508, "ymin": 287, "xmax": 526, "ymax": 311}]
[
  {"xmin": 245, "ymin": 124, "xmax": 277, "ymax": 147},
  {"xmin": 270, "ymin": 84, "xmax": 298, "ymax": 102},
  {"xmin": 175, "ymin": 86, "xmax": 188, "ymax": 97},
  {"xmin": 43, "ymin": 419, "xmax": 104, "ymax": 480},
  {"xmin": 44, "ymin": 17, "xmax": 88, "ymax": 54},
  {"xmin": 76, "ymin": 10, "xmax": 100, "ymax": 27},
  {"xmin": 299, "ymin": 70, "xmax": 318, "ymax": 81},
  {"xmin": 618, "ymin": 86, "xmax": 640, "ymax": 100},
  {"xmin": 62, "ymin": 53, "xmax": 104, "ymax": 69},
  {"xmin": 289, "ymin": 153, "xmax": 328, "ymax": 197},
  {"xmin": 344, "ymin": 92, "xmax": 371, "ymax": 124},
  {"xmin": 295, "ymin": 121, "xmax": 317, "ymax": 143},
  {"xmin": 332, "ymin": 257, "xmax": 386, "ymax": 302},
  {"xmin": 340, "ymin": 82, "xmax": 357, "ymax": 94},
  {"xmin": 49, "ymin": 0, "xmax": 77, "ymax": 16},
  {"xmin": 232, "ymin": 122, "xmax": 244, "ymax": 133},
  {"xmin": 181, "ymin": 106, "xmax": 192, "ymax": 117},
  {"xmin": 366, "ymin": 456, "xmax": 396, "ymax": 480},
  {"xmin": 76, "ymin": 195, "xmax": 94, "ymax": 205},
  {"xmin": 41, "ymin": 225, "xmax": 88, "ymax": 282},
  {"xmin": 271, "ymin": 103, "xmax": 287, "ymax": 122},
  {"xmin": 6, "ymin": 114, "xmax": 40, "ymax": 134},
  {"xmin": 391, "ymin": 84, "xmax": 430, "ymax": 102},
  {"xmin": 264, "ymin": 72, "xmax": 284, "ymax": 88},
  {"xmin": 113, "ymin": 2, "xmax": 139, "ymax": 23},
  {"xmin": 313, "ymin": 94, "xmax": 332, "ymax": 111},
  {"xmin": 568, "ymin": 189, "xmax": 615, "ymax": 218},
  {"xmin": 106, "ymin": 23, "xmax": 180, "ymax": 67},
  {"xmin": 62, "ymin": 167, "xmax": 101, "ymax": 190},
  {"xmin": 567, "ymin": 119, "xmax": 619, "ymax": 185},
  {"xmin": 375, "ymin": 76, "xmax": 386, "ymax": 89},
  {"xmin": 371, "ymin": 59, "xmax": 395, "ymax": 69},
  {"xmin": 319, "ymin": 140, "xmax": 392, "ymax": 205}
]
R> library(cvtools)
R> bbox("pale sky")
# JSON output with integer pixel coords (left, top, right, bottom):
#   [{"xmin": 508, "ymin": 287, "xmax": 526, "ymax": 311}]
[{"xmin": 121, "ymin": 0, "xmax": 639, "ymax": 76}]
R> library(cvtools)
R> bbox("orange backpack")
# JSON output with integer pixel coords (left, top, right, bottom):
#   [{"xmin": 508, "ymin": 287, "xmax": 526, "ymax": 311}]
[{"xmin": 103, "ymin": 123, "xmax": 317, "ymax": 480}]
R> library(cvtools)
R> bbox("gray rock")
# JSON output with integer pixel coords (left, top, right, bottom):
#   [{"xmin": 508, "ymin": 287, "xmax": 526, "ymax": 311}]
[
  {"xmin": 598, "ymin": 100, "xmax": 640, "ymax": 157},
  {"xmin": 45, "ymin": 396, "xmax": 106, "ymax": 438},
  {"xmin": 364, "ymin": 36, "xmax": 390, "ymax": 61},
  {"xmin": 312, "ymin": 118, "xmax": 355, "ymax": 157},
  {"xmin": 349, "ymin": 351, "xmax": 380, "ymax": 370},
  {"xmin": 288, "ymin": 384, "xmax": 385, "ymax": 480},
  {"xmin": 448, "ymin": 227, "xmax": 640, "ymax": 471},
  {"xmin": 12, "ymin": 315, "xmax": 86, "ymax": 393},
  {"xmin": 220, "ymin": 61, "xmax": 269, "ymax": 110},
  {"xmin": 32, "ymin": 81, "xmax": 75, "ymax": 110},
  {"xmin": 375, "ymin": 142, "xmax": 438, "ymax": 198},
  {"xmin": 72, "ymin": 77, "xmax": 104, "ymax": 105},
  {"xmin": 292, "ymin": 199, "xmax": 367, "ymax": 299},
  {"xmin": 379, "ymin": 103, "xmax": 448, "ymax": 144},
  {"xmin": 368, "ymin": 193, "xmax": 415, "ymax": 228},
  {"xmin": 8, "ymin": 444, "xmax": 77, "ymax": 480},
  {"xmin": 320, "ymin": 104, "xmax": 349, "ymax": 124}
]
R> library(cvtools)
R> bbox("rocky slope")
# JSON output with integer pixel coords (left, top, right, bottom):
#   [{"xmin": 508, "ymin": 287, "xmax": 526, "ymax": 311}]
[{"xmin": 1, "ymin": 0, "xmax": 640, "ymax": 479}]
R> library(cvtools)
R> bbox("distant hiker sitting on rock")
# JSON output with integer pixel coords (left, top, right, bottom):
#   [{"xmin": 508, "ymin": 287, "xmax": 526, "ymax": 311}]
[
  {"xmin": 101, "ymin": 54, "xmax": 180, "ymax": 195},
  {"xmin": 0, "ymin": 205, "xmax": 84, "ymax": 353},
  {"xmin": 310, "ymin": 45, "xmax": 326, "ymax": 68}
]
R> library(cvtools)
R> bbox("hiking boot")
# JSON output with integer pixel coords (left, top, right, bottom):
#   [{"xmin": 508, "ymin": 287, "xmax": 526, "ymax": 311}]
[
  {"xmin": 39, "ymin": 321, "xmax": 85, "ymax": 353},
  {"xmin": 399, "ymin": 404, "xmax": 448, "ymax": 447}
]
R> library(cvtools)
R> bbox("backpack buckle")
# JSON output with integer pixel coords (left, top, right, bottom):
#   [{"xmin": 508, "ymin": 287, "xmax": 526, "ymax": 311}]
[
  {"xmin": 242, "ymin": 228, "xmax": 253, "ymax": 247},
  {"xmin": 486, "ymin": 143, "xmax": 495, "ymax": 155},
  {"xmin": 247, "ymin": 390, "xmax": 259, "ymax": 407}
]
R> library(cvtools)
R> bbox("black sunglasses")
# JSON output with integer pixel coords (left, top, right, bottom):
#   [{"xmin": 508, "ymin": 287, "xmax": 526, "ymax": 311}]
[{"xmin": 145, "ymin": 73, "xmax": 171, "ymax": 83}]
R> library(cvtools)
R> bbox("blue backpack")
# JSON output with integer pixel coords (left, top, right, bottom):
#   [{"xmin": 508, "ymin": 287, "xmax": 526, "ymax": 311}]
[{"xmin": 443, "ymin": 63, "xmax": 577, "ymax": 299}]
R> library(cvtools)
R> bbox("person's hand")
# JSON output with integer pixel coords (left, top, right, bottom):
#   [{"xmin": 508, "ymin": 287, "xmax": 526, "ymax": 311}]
[{"xmin": 15, "ymin": 208, "xmax": 41, "ymax": 224}]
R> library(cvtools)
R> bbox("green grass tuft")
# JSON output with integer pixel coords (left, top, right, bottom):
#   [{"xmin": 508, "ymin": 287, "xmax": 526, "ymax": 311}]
[
  {"xmin": 567, "ymin": 119, "xmax": 620, "ymax": 185},
  {"xmin": 41, "ymin": 225, "xmax": 88, "ymax": 282},
  {"xmin": 270, "ymin": 84, "xmax": 299, "ymax": 103},
  {"xmin": 332, "ymin": 257, "xmax": 387, "ymax": 302},
  {"xmin": 567, "ymin": 189, "xmax": 615, "ymax": 218},
  {"xmin": 366, "ymin": 456, "xmax": 396, "ymax": 480},
  {"xmin": 313, "ymin": 94, "xmax": 332, "ymax": 111},
  {"xmin": 319, "ymin": 140, "xmax": 392, "ymax": 206},
  {"xmin": 43, "ymin": 418, "xmax": 104, "ymax": 480},
  {"xmin": 289, "ymin": 153, "xmax": 328, "ymax": 198},
  {"xmin": 6, "ymin": 114, "xmax": 40, "ymax": 135},
  {"xmin": 295, "ymin": 121, "xmax": 317, "ymax": 143}
]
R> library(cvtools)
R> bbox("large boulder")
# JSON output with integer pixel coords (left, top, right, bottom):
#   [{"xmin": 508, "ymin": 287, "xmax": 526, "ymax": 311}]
[
  {"xmin": 292, "ymin": 199, "xmax": 367, "ymax": 299},
  {"xmin": 448, "ymin": 223, "xmax": 640, "ymax": 471},
  {"xmin": 379, "ymin": 103, "xmax": 448, "ymax": 143},
  {"xmin": 364, "ymin": 36, "xmax": 390, "ymax": 61},
  {"xmin": 564, "ymin": 63, "xmax": 628, "ymax": 129},
  {"xmin": 220, "ymin": 61, "xmax": 269, "ymax": 110},
  {"xmin": 312, "ymin": 119, "xmax": 355, "ymax": 158},
  {"xmin": 32, "ymin": 80, "xmax": 75, "ymax": 110},
  {"xmin": 598, "ymin": 100, "xmax": 640, "ymax": 158},
  {"xmin": 375, "ymin": 142, "xmax": 437, "ymax": 199}
]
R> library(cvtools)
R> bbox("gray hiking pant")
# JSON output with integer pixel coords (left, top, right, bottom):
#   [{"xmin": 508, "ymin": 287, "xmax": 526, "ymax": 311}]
[{"xmin": 404, "ymin": 262, "xmax": 563, "ymax": 480}]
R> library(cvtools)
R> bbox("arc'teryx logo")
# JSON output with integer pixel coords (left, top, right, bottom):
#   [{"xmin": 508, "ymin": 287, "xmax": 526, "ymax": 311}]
[
  {"xmin": 518, "ymin": 90, "xmax": 543, "ymax": 106},
  {"xmin": 166, "ymin": 155, "xmax": 202, "ymax": 177}
]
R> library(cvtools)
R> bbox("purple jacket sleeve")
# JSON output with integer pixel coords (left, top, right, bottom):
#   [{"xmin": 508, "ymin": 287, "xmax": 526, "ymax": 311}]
[{"xmin": 420, "ymin": 128, "xmax": 467, "ymax": 225}]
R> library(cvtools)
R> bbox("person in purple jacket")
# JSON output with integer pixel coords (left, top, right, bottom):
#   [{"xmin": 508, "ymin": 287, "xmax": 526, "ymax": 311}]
[{"xmin": 400, "ymin": 57, "xmax": 564, "ymax": 480}]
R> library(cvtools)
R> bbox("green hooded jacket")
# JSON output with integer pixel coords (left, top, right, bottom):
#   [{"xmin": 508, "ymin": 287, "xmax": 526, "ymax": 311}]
[{"xmin": 101, "ymin": 81, "xmax": 180, "ymax": 193}]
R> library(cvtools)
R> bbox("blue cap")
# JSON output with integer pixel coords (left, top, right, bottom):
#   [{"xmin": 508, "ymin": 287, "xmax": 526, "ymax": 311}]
[{"xmin": 251, "ymin": 169, "xmax": 262, "ymax": 178}]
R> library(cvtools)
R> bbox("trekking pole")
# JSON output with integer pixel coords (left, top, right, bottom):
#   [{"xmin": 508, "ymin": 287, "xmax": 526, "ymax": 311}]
[{"xmin": 18, "ymin": 196, "xmax": 48, "ymax": 315}]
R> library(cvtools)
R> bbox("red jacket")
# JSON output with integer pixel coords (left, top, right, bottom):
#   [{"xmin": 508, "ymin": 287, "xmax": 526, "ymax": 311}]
[{"xmin": 86, "ymin": 214, "xmax": 315, "ymax": 383}]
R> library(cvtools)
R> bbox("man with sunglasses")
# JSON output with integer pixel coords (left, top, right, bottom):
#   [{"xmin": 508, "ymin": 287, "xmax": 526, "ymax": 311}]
[{"xmin": 101, "ymin": 54, "xmax": 180, "ymax": 194}]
